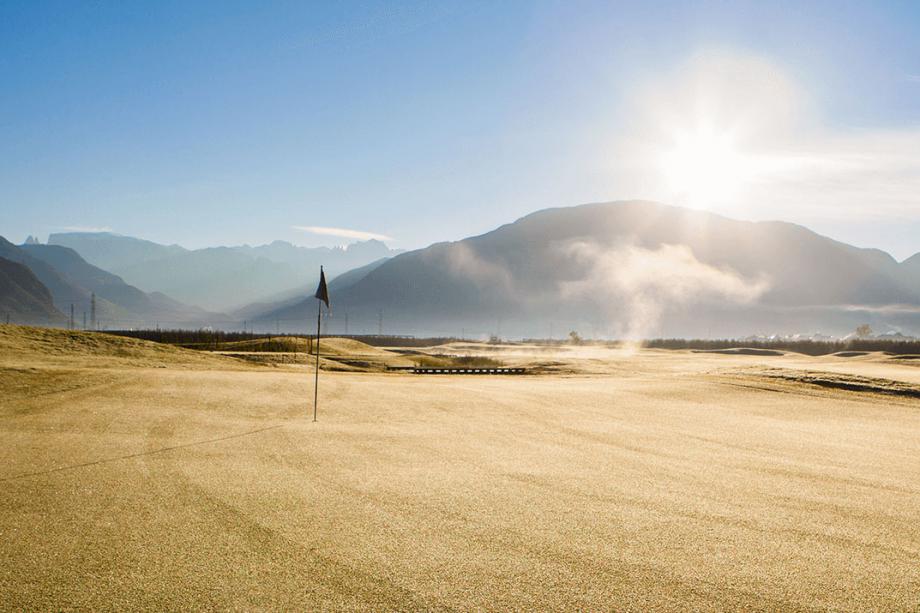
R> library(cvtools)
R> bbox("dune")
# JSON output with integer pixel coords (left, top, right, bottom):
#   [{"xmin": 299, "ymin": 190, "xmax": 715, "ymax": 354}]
[
  {"xmin": 0, "ymin": 324, "xmax": 241, "ymax": 369},
  {"xmin": 211, "ymin": 336, "xmax": 413, "ymax": 372},
  {"xmin": 692, "ymin": 347, "xmax": 785, "ymax": 356},
  {"xmin": 2, "ymin": 326, "xmax": 919, "ymax": 610}
]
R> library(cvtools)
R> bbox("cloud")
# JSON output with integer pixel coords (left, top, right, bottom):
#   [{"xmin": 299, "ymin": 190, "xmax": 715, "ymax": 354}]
[
  {"xmin": 561, "ymin": 241, "xmax": 770, "ymax": 343},
  {"xmin": 906, "ymin": 74, "xmax": 920, "ymax": 84},
  {"xmin": 292, "ymin": 225, "xmax": 394, "ymax": 242},
  {"xmin": 608, "ymin": 50, "xmax": 920, "ymax": 224}
]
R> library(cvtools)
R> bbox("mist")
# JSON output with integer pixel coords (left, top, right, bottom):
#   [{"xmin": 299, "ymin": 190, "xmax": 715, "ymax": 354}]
[{"xmin": 560, "ymin": 241, "xmax": 770, "ymax": 343}]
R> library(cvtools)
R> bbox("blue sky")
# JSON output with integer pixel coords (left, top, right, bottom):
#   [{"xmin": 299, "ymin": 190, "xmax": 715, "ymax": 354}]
[{"xmin": 2, "ymin": 1, "xmax": 918, "ymax": 257}]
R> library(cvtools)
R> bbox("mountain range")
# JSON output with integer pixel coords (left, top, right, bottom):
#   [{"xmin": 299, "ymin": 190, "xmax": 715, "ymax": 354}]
[
  {"xmin": 6, "ymin": 201, "xmax": 920, "ymax": 337},
  {"xmin": 0, "ymin": 237, "xmax": 217, "ymax": 327},
  {"xmin": 49, "ymin": 233, "xmax": 402, "ymax": 311},
  {"xmin": 252, "ymin": 201, "xmax": 920, "ymax": 338}
]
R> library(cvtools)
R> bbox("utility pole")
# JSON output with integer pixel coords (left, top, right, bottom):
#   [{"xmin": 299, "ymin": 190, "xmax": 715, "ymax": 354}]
[
  {"xmin": 69, "ymin": 304, "xmax": 74, "ymax": 330},
  {"xmin": 90, "ymin": 293, "xmax": 96, "ymax": 330},
  {"xmin": 344, "ymin": 312, "xmax": 348, "ymax": 336},
  {"xmin": 378, "ymin": 310, "xmax": 383, "ymax": 336},
  {"xmin": 82, "ymin": 312, "xmax": 86, "ymax": 330}
]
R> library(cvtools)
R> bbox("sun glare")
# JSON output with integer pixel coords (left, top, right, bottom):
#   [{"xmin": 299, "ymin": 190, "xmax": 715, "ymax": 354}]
[{"xmin": 660, "ymin": 125, "xmax": 747, "ymax": 209}]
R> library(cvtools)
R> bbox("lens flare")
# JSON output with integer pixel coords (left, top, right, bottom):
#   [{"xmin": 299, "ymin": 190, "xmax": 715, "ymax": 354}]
[{"xmin": 660, "ymin": 125, "xmax": 746, "ymax": 208}]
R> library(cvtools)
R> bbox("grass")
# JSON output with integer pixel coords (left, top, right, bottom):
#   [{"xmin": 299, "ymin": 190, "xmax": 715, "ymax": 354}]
[{"xmin": 411, "ymin": 354, "xmax": 504, "ymax": 368}]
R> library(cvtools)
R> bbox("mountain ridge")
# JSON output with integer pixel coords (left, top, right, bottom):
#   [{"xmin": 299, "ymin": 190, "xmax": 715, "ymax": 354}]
[
  {"xmin": 0, "ymin": 237, "xmax": 223, "ymax": 327},
  {"xmin": 0, "ymin": 256, "xmax": 65, "ymax": 324},
  {"xmin": 49, "ymin": 233, "xmax": 402, "ymax": 311},
  {"xmin": 253, "ymin": 201, "xmax": 920, "ymax": 337}
]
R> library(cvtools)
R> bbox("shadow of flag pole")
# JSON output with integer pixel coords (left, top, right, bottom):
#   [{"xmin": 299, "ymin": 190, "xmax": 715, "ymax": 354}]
[{"xmin": 313, "ymin": 265, "xmax": 330, "ymax": 422}]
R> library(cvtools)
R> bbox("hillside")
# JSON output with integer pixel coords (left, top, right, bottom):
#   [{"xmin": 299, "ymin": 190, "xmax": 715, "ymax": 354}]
[
  {"xmin": 0, "ymin": 236, "xmax": 127, "ymax": 320},
  {"xmin": 231, "ymin": 256, "xmax": 391, "ymax": 321},
  {"xmin": 20, "ymin": 243, "xmax": 216, "ymax": 326},
  {"xmin": 0, "ymin": 324, "xmax": 242, "ymax": 368},
  {"xmin": 0, "ymin": 257, "xmax": 66, "ymax": 324},
  {"xmin": 255, "ymin": 201, "xmax": 920, "ymax": 337},
  {"xmin": 903, "ymin": 252, "xmax": 920, "ymax": 289},
  {"xmin": 52, "ymin": 233, "xmax": 401, "ymax": 311}
]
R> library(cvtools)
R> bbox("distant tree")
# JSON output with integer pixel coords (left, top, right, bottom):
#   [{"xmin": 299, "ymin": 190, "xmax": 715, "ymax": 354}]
[
  {"xmin": 569, "ymin": 330, "xmax": 582, "ymax": 345},
  {"xmin": 855, "ymin": 324, "xmax": 873, "ymax": 339}
]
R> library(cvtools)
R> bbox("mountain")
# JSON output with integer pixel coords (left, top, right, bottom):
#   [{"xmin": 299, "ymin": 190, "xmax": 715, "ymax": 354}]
[
  {"xmin": 0, "ymin": 236, "xmax": 119, "ymax": 319},
  {"xmin": 232, "ymin": 239, "xmax": 398, "ymax": 269},
  {"xmin": 0, "ymin": 257, "xmax": 66, "ymax": 324},
  {"xmin": 903, "ymin": 252, "xmax": 920, "ymax": 289},
  {"xmin": 328, "ymin": 257, "xmax": 391, "ymax": 292},
  {"xmin": 48, "ymin": 232, "xmax": 187, "ymax": 271},
  {"xmin": 21, "ymin": 244, "xmax": 155, "ymax": 313},
  {"xmin": 91, "ymin": 237, "xmax": 401, "ymax": 311},
  {"xmin": 254, "ymin": 201, "xmax": 920, "ymax": 338},
  {"xmin": 230, "ymin": 256, "xmax": 391, "ymax": 322},
  {"xmin": 112, "ymin": 247, "xmax": 307, "ymax": 312},
  {"xmin": 0, "ymin": 237, "xmax": 223, "ymax": 327},
  {"xmin": 19, "ymin": 244, "xmax": 216, "ymax": 326}
]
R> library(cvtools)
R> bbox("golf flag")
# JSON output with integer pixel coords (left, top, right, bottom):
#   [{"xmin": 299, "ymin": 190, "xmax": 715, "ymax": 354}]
[
  {"xmin": 312, "ymin": 266, "xmax": 328, "ymax": 422},
  {"xmin": 315, "ymin": 267, "xmax": 330, "ymax": 309}
]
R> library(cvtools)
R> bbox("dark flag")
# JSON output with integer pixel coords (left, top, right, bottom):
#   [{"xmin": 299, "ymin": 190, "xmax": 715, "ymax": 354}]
[
  {"xmin": 312, "ymin": 266, "xmax": 328, "ymax": 422},
  {"xmin": 314, "ymin": 266, "xmax": 330, "ymax": 309}
]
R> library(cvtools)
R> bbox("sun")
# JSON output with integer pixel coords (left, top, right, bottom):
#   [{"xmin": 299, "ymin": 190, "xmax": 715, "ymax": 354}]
[{"xmin": 659, "ymin": 125, "xmax": 747, "ymax": 209}]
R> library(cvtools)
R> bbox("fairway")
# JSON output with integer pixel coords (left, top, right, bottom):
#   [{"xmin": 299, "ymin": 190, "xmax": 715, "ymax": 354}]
[{"xmin": 2, "ymin": 327, "xmax": 920, "ymax": 611}]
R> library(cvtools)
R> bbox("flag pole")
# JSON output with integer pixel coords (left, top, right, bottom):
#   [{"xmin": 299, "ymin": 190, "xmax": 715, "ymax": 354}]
[
  {"xmin": 313, "ymin": 297, "xmax": 321, "ymax": 422},
  {"xmin": 311, "ymin": 265, "xmax": 329, "ymax": 422}
]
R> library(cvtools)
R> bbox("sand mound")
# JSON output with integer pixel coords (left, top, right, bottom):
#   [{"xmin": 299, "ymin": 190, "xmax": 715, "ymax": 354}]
[
  {"xmin": 832, "ymin": 351, "xmax": 870, "ymax": 358},
  {"xmin": 219, "ymin": 336, "xmax": 392, "ymax": 358},
  {"xmin": 0, "ymin": 324, "xmax": 236, "ymax": 368},
  {"xmin": 750, "ymin": 366, "xmax": 920, "ymax": 399},
  {"xmin": 216, "ymin": 336, "xmax": 411, "ymax": 372},
  {"xmin": 693, "ymin": 348, "xmax": 784, "ymax": 356},
  {"xmin": 218, "ymin": 337, "xmax": 308, "ymax": 352},
  {"xmin": 319, "ymin": 338, "xmax": 397, "ymax": 357}
]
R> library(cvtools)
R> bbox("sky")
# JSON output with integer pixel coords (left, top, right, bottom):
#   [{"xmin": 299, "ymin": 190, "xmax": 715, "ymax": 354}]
[{"xmin": 2, "ymin": 0, "xmax": 919, "ymax": 258}]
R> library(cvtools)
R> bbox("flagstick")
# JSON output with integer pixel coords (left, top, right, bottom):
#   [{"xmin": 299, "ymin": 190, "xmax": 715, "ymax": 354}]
[{"xmin": 313, "ymin": 298, "xmax": 321, "ymax": 422}]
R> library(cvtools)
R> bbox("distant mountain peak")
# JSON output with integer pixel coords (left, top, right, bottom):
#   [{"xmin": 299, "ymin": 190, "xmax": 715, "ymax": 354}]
[{"xmin": 24, "ymin": 235, "xmax": 40, "ymax": 245}]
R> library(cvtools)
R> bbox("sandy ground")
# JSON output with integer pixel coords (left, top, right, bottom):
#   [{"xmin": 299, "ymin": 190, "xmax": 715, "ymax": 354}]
[{"xmin": 2, "ymin": 327, "xmax": 920, "ymax": 611}]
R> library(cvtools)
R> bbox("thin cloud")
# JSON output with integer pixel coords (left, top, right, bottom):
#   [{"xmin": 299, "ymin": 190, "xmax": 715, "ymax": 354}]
[
  {"xmin": 906, "ymin": 74, "xmax": 920, "ymax": 83},
  {"xmin": 292, "ymin": 225, "xmax": 394, "ymax": 242},
  {"xmin": 58, "ymin": 225, "xmax": 113, "ymax": 233}
]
